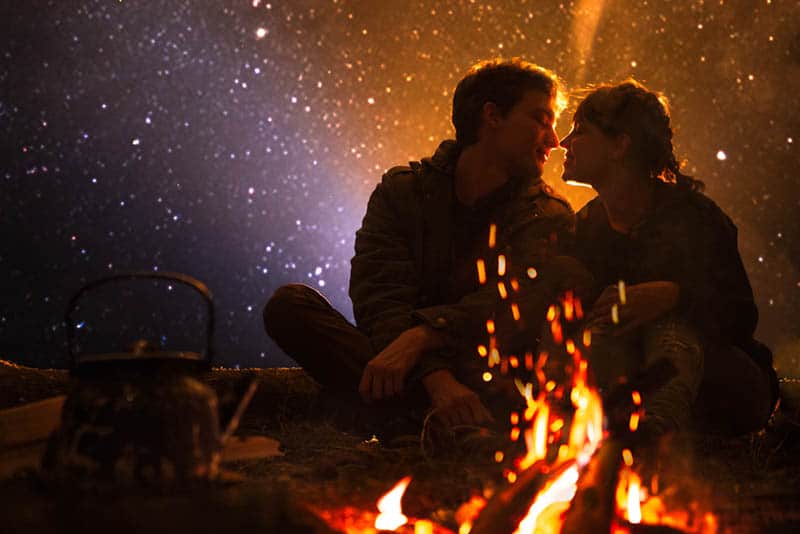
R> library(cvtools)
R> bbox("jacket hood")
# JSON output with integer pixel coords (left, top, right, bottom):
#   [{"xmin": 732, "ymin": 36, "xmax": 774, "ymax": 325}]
[
  {"xmin": 420, "ymin": 139, "xmax": 542, "ymax": 192},
  {"xmin": 421, "ymin": 139, "xmax": 461, "ymax": 176}
]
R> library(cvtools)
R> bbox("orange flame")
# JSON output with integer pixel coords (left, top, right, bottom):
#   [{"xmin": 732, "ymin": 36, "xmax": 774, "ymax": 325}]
[
  {"xmin": 514, "ymin": 464, "xmax": 580, "ymax": 534},
  {"xmin": 375, "ymin": 476, "xmax": 412, "ymax": 531}
]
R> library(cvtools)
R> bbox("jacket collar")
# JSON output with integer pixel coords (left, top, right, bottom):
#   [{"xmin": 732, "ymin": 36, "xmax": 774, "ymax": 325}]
[{"xmin": 419, "ymin": 139, "xmax": 541, "ymax": 197}]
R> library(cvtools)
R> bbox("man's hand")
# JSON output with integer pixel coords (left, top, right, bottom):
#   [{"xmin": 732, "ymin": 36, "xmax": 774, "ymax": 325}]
[
  {"xmin": 359, "ymin": 324, "xmax": 444, "ymax": 401},
  {"xmin": 586, "ymin": 281, "xmax": 680, "ymax": 336},
  {"xmin": 422, "ymin": 369, "xmax": 493, "ymax": 428}
]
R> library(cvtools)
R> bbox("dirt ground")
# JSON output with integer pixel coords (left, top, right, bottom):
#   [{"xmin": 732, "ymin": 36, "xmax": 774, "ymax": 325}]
[{"xmin": 1, "ymin": 361, "xmax": 799, "ymax": 533}]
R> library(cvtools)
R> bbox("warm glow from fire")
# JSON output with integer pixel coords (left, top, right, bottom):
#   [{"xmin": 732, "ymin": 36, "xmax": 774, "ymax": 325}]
[{"xmin": 375, "ymin": 476, "xmax": 411, "ymax": 531}]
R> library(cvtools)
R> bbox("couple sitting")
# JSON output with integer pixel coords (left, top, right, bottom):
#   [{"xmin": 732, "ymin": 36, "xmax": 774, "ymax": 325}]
[{"xmin": 263, "ymin": 59, "xmax": 778, "ymax": 441}]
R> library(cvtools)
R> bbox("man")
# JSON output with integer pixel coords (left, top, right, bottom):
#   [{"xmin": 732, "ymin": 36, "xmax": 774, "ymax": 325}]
[{"xmin": 264, "ymin": 59, "xmax": 592, "ymax": 430}]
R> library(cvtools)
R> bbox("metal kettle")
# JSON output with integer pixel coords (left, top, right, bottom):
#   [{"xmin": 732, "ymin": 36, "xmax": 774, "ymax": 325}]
[{"xmin": 43, "ymin": 272, "xmax": 224, "ymax": 485}]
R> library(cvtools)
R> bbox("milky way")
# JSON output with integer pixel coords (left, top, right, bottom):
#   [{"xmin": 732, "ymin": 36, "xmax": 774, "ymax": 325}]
[{"xmin": 2, "ymin": 1, "xmax": 798, "ymax": 371}]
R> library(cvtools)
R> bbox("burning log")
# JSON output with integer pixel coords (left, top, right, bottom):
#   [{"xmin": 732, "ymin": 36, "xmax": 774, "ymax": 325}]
[
  {"xmin": 617, "ymin": 521, "xmax": 688, "ymax": 533},
  {"xmin": 560, "ymin": 437, "xmax": 625, "ymax": 534},
  {"xmin": 468, "ymin": 459, "xmax": 576, "ymax": 534}
]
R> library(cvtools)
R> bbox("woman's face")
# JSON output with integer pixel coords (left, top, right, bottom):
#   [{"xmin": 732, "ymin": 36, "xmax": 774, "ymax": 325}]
[{"xmin": 559, "ymin": 118, "xmax": 618, "ymax": 188}]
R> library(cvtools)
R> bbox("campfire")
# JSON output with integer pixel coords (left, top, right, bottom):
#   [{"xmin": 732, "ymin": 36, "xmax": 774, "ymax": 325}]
[{"xmin": 316, "ymin": 225, "xmax": 718, "ymax": 534}]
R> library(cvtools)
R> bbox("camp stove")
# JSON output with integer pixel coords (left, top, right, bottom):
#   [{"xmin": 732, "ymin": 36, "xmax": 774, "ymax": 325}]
[{"xmin": 43, "ymin": 272, "xmax": 237, "ymax": 485}]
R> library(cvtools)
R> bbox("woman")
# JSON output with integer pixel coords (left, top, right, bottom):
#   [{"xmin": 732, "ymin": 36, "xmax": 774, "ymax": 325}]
[{"xmin": 560, "ymin": 80, "xmax": 778, "ymax": 437}]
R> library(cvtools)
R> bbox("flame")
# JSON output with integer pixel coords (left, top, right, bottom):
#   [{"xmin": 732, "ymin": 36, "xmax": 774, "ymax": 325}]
[
  {"xmin": 375, "ymin": 476, "xmax": 412, "ymax": 531},
  {"xmin": 514, "ymin": 465, "xmax": 580, "ymax": 534}
]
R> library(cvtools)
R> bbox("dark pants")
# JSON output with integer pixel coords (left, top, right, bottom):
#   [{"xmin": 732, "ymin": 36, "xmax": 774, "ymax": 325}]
[
  {"xmin": 588, "ymin": 315, "xmax": 776, "ymax": 436},
  {"xmin": 263, "ymin": 284, "xmax": 373, "ymax": 393},
  {"xmin": 262, "ymin": 284, "xmax": 434, "ymax": 429},
  {"xmin": 262, "ymin": 284, "xmax": 538, "ymax": 420}
]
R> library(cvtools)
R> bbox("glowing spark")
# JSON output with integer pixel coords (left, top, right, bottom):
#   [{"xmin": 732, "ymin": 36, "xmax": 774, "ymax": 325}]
[
  {"xmin": 511, "ymin": 302, "xmax": 520, "ymax": 320},
  {"xmin": 618, "ymin": 280, "xmax": 627, "ymax": 305},
  {"xmin": 483, "ymin": 371, "xmax": 493, "ymax": 382},
  {"xmin": 527, "ymin": 267, "xmax": 538, "ymax": 279},
  {"xmin": 632, "ymin": 391, "xmax": 642, "ymax": 406},
  {"xmin": 498, "ymin": 281, "xmax": 508, "ymax": 299},
  {"xmin": 486, "ymin": 320, "xmax": 495, "ymax": 334},
  {"xmin": 716, "ymin": 150, "xmax": 727, "ymax": 161},
  {"xmin": 611, "ymin": 304, "xmax": 619, "ymax": 324},
  {"xmin": 622, "ymin": 449, "xmax": 634, "ymax": 467},
  {"xmin": 498, "ymin": 254, "xmax": 506, "ymax": 276},
  {"xmin": 476, "ymin": 259, "xmax": 487, "ymax": 284},
  {"xmin": 488, "ymin": 223, "xmax": 497, "ymax": 249},
  {"xmin": 495, "ymin": 451, "xmax": 505, "ymax": 462},
  {"xmin": 255, "ymin": 27, "xmax": 268, "ymax": 39},
  {"xmin": 477, "ymin": 344, "xmax": 488, "ymax": 357},
  {"xmin": 629, "ymin": 413, "xmax": 640, "ymax": 432}
]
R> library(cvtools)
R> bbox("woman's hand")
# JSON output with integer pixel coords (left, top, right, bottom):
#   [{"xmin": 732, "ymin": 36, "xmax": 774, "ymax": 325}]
[{"xmin": 585, "ymin": 281, "xmax": 681, "ymax": 335}]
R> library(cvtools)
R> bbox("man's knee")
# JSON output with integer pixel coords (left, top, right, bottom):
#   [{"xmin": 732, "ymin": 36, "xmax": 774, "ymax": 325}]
[{"xmin": 263, "ymin": 283, "xmax": 318, "ymax": 335}]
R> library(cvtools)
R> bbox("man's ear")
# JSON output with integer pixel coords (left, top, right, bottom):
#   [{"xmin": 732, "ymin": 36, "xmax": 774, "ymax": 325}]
[
  {"xmin": 481, "ymin": 101, "xmax": 501, "ymax": 129},
  {"xmin": 610, "ymin": 133, "xmax": 631, "ymax": 161}
]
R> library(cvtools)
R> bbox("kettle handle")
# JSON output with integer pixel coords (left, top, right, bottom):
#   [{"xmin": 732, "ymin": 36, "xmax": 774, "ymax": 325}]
[{"xmin": 65, "ymin": 271, "xmax": 215, "ymax": 367}]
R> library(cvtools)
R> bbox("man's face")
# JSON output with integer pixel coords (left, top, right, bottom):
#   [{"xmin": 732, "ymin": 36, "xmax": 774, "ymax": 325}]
[{"xmin": 491, "ymin": 90, "xmax": 559, "ymax": 179}]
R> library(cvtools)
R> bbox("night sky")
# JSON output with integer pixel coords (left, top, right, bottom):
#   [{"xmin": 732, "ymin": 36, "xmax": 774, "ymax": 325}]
[{"xmin": 2, "ymin": 1, "xmax": 798, "ymax": 372}]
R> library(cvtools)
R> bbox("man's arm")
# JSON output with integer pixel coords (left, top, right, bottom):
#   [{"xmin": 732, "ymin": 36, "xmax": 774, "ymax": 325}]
[
  {"xmin": 350, "ymin": 173, "xmax": 456, "ymax": 400},
  {"xmin": 349, "ymin": 176, "xmax": 421, "ymax": 352},
  {"xmin": 412, "ymin": 200, "xmax": 589, "ymax": 355}
]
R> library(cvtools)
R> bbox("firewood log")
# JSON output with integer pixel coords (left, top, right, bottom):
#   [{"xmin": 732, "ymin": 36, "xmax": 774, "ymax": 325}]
[
  {"xmin": 560, "ymin": 438, "xmax": 625, "ymax": 534},
  {"xmin": 469, "ymin": 459, "xmax": 576, "ymax": 534}
]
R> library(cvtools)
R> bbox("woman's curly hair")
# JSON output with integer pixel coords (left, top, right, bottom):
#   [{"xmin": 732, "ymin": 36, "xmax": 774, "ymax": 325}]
[{"xmin": 573, "ymin": 80, "xmax": 704, "ymax": 192}]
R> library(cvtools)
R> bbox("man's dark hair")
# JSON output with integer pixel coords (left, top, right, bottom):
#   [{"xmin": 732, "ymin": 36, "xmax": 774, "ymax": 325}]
[{"xmin": 452, "ymin": 58, "xmax": 560, "ymax": 147}]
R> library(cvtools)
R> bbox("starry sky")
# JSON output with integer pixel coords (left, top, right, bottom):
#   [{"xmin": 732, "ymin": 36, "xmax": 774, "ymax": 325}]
[{"xmin": 2, "ymin": 1, "xmax": 798, "ymax": 372}]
